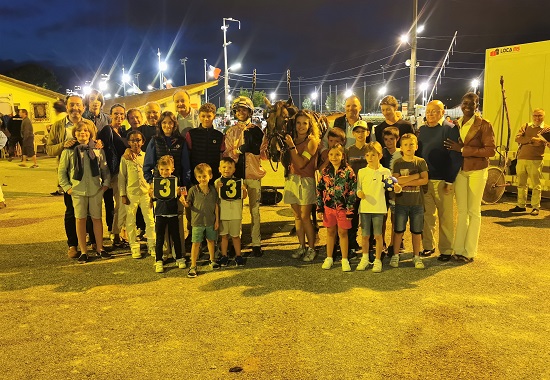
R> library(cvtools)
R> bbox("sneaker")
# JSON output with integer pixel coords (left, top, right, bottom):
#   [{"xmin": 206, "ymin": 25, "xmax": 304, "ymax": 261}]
[
  {"xmin": 97, "ymin": 250, "xmax": 112, "ymax": 259},
  {"xmin": 131, "ymin": 246, "xmax": 142, "ymax": 259},
  {"xmin": 210, "ymin": 260, "xmax": 220, "ymax": 269},
  {"xmin": 176, "ymin": 259, "xmax": 186, "ymax": 269},
  {"xmin": 235, "ymin": 256, "xmax": 245, "ymax": 266},
  {"xmin": 187, "ymin": 266, "xmax": 198, "ymax": 278},
  {"xmin": 321, "ymin": 257, "xmax": 333, "ymax": 270},
  {"xmin": 252, "ymin": 246, "xmax": 263, "ymax": 257},
  {"xmin": 413, "ymin": 256, "xmax": 425, "ymax": 269},
  {"xmin": 77, "ymin": 253, "xmax": 88, "ymax": 264},
  {"xmin": 155, "ymin": 261, "xmax": 164, "ymax": 273},
  {"xmin": 421, "ymin": 249, "xmax": 435, "ymax": 257},
  {"xmin": 291, "ymin": 246, "xmax": 306, "ymax": 259},
  {"xmin": 390, "ymin": 254, "xmax": 400, "ymax": 268},
  {"xmin": 217, "ymin": 255, "xmax": 230, "ymax": 267},
  {"xmin": 67, "ymin": 246, "xmax": 79, "ymax": 259},
  {"xmin": 50, "ymin": 190, "xmax": 64, "ymax": 196},
  {"xmin": 341, "ymin": 259, "xmax": 352, "ymax": 272},
  {"xmin": 438, "ymin": 254, "xmax": 452, "ymax": 262},
  {"xmin": 509, "ymin": 206, "xmax": 527, "ymax": 212},
  {"xmin": 29, "ymin": 164, "xmax": 39, "ymax": 168},
  {"xmin": 372, "ymin": 259, "xmax": 383, "ymax": 273},
  {"xmin": 302, "ymin": 247, "xmax": 316, "ymax": 262},
  {"xmin": 356, "ymin": 257, "xmax": 370, "ymax": 271},
  {"xmin": 531, "ymin": 208, "xmax": 539, "ymax": 216}
]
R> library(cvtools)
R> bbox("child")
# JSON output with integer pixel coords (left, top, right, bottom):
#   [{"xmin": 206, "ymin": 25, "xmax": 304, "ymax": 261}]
[
  {"xmin": 318, "ymin": 127, "xmax": 346, "ymax": 172},
  {"xmin": 391, "ymin": 133, "xmax": 429, "ymax": 269},
  {"xmin": 381, "ymin": 126, "xmax": 402, "ymax": 255},
  {"xmin": 215, "ymin": 157, "xmax": 248, "ymax": 266},
  {"xmin": 345, "ymin": 120, "xmax": 370, "ymax": 256},
  {"xmin": 356, "ymin": 142, "xmax": 401, "ymax": 273},
  {"xmin": 119, "ymin": 130, "xmax": 156, "ymax": 259},
  {"xmin": 150, "ymin": 155, "xmax": 186, "ymax": 273},
  {"xmin": 182, "ymin": 163, "xmax": 220, "ymax": 278},
  {"xmin": 223, "ymin": 96, "xmax": 267, "ymax": 257},
  {"xmin": 58, "ymin": 121, "xmax": 111, "ymax": 263},
  {"xmin": 316, "ymin": 144, "xmax": 356, "ymax": 271}
]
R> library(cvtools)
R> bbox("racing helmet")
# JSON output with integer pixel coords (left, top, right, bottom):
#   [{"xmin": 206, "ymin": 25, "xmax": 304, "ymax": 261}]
[{"xmin": 231, "ymin": 96, "xmax": 255, "ymax": 115}]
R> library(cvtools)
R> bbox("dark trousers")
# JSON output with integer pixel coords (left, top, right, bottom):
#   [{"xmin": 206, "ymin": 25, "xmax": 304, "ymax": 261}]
[
  {"xmin": 63, "ymin": 193, "xmax": 78, "ymax": 247},
  {"xmin": 8, "ymin": 135, "xmax": 23, "ymax": 157},
  {"xmin": 103, "ymin": 188, "xmax": 114, "ymax": 232},
  {"xmin": 155, "ymin": 216, "xmax": 182, "ymax": 262},
  {"xmin": 348, "ymin": 198, "xmax": 361, "ymax": 251}
]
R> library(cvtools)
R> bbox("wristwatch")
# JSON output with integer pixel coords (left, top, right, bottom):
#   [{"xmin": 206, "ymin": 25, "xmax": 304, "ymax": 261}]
[{"xmin": 289, "ymin": 146, "xmax": 296, "ymax": 150}]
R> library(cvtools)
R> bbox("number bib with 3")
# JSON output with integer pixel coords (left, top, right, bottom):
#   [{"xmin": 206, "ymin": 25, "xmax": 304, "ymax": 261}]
[
  {"xmin": 219, "ymin": 177, "xmax": 242, "ymax": 200},
  {"xmin": 153, "ymin": 177, "xmax": 178, "ymax": 199}
]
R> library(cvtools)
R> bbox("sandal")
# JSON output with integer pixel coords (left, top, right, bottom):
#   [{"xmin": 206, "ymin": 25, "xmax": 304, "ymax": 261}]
[{"xmin": 453, "ymin": 255, "xmax": 474, "ymax": 263}]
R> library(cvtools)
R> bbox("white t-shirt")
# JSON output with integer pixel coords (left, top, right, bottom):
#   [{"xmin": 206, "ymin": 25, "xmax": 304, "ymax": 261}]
[{"xmin": 357, "ymin": 165, "xmax": 391, "ymax": 214}]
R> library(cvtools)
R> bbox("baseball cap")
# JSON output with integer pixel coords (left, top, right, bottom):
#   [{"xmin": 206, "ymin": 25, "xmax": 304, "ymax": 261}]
[{"xmin": 352, "ymin": 120, "xmax": 368, "ymax": 131}]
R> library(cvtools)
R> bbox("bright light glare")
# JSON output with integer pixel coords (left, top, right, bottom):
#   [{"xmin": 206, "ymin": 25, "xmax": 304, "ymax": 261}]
[
  {"xmin": 270, "ymin": 92, "xmax": 276, "ymax": 100},
  {"xmin": 417, "ymin": 24, "xmax": 425, "ymax": 33},
  {"xmin": 344, "ymin": 89, "xmax": 353, "ymax": 98},
  {"xmin": 400, "ymin": 34, "xmax": 409, "ymax": 44},
  {"xmin": 311, "ymin": 92, "xmax": 318, "ymax": 100},
  {"xmin": 229, "ymin": 62, "xmax": 241, "ymax": 71},
  {"xmin": 122, "ymin": 73, "xmax": 131, "ymax": 83},
  {"xmin": 127, "ymin": 88, "xmax": 134, "ymax": 94},
  {"xmin": 104, "ymin": 93, "xmax": 111, "ymax": 99},
  {"xmin": 228, "ymin": 95, "xmax": 233, "ymax": 101},
  {"xmin": 419, "ymin": 82, "xmax": 429, "ymax": 91},
  {"xmin": 83, "ymin": 86, "xmax": 91, "ymax": 95},
  {"xmin": 378, "ymin": 86, "xmax": 387, "ymax": 95},
  {"xmin": 471, "ymin": 79, "xmax": 480, "ymax": 88},
  {"xmin": 166, "ymin": 79, "xmax": 173, "ymax": 84},
  {"xmin": 159, "ymin": 61, "xmax": 168, "ymax": 71},
  {"xmin": 98, "ymin": 81, "xmax": 108, "ymax": 91},
  {"xmin": 147, "ymin": 85, "xmax": 154, "ymax": 90}
]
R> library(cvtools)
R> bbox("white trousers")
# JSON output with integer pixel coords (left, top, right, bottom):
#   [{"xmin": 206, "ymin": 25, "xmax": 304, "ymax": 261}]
[{"xmin": 125, "ymin": 193, "xmax": 156, "ymax": 251}]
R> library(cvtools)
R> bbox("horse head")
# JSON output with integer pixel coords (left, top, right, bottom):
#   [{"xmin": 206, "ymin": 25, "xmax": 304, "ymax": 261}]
[{"xmin": 263, "ymin": 97, "xmax": 298, "ymax": 137}]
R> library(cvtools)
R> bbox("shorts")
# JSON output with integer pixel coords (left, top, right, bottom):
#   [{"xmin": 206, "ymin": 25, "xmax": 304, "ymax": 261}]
[
  {"xmin": 360, "ymin": 213, "xmax": 385, "ymax": 236},
  {"xmin": 21, "ymin": 142, "xmax": 35, "ymax": 157},
  {"xmin": 72, "ymin": 190, "xmax": 103, "ymax": 219},
  {"xmin": 219, "ymin": 219, "xmax": 242, "ymax": 237},
  {"xmin": 323, "ymin": 207, "xmax": 351, "ymax": 229},
  {"xmin": 191, "ymin": 225, "xmax": 217, "ymax": 243},
  {"xmin": 394, "ymin": 204, "xmax": 424, "ymax": 234},
  {"xmin": 283, "ymin": 174, "xmax": 316, "ymax": 205}
]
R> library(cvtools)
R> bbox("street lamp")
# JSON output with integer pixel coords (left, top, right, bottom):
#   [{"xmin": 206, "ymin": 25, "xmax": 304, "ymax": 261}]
[
  {"xmin": 344, "ymin": 89, "xmax": 353, "ymax": 98},
  {"xmin": 419, "ymin": 82, "xmax": 429, "ymax": 106},
  {"xmin": 471, "ymin": 79, "xmax": 480, "ymax": 94},
  {"xmin": 222, "ymin": 17, "xmax": 241, "ymax": 115},
  {"xmin": 378, "ymin": 86, "xmax": 387, "ymax": 96},
  {"xmin": 157, "ymin": 48, "xmax": 168, "ymax": 90},
  {"xmin": 180, "ymin": 57, "xmax": 188, "ymax": 86},
  {"xmin": 270, "ymin": 92, "xmax": 276, "ymax": 102},
  {"xmin": 122, "ymin": 67, "xmax": 130, "ymax": 96},
  {"xmin": 311, "ymin": 91, "xmax": 318, "ymax": 112}
]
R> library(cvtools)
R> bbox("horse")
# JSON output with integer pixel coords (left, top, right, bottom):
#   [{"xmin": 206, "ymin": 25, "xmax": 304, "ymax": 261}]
[{"xmin": 263, "ymin": 97, "xmax": 328, "ymax": 172}]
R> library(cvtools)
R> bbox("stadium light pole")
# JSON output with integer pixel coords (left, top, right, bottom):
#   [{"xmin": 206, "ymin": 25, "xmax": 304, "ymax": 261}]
[
  {"xmin": 222, "ymin": 17, "xmax": 241, "ymax": 115},
  {"xmin": 407, "ymin": 0, "xmax": 418, "ymax": 116}
]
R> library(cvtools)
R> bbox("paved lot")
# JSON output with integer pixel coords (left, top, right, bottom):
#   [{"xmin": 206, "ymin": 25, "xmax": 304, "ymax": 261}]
[{"xmin": 1, "ymin": 155, "xmax": 549, "ymax": 380}]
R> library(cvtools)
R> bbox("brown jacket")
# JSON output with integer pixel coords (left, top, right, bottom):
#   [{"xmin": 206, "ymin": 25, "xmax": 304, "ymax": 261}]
[{"xmin": 460, "ymin": 115, "xmax": 495, "ymax": 171}]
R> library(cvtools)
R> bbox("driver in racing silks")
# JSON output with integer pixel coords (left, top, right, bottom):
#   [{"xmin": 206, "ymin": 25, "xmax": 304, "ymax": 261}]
[{"xmin": 223, "ymin": 96, "xmax": 268, "ymax": 257}]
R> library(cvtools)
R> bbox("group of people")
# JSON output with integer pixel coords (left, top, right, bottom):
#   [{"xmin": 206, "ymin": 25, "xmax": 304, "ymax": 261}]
[
  {"xmin": 1, "ymin": 108, "xmax": 39, "ymax": 168},
  {"xmin": 38, "ymin": 87, "xmax": 546, "ymax": 277}
]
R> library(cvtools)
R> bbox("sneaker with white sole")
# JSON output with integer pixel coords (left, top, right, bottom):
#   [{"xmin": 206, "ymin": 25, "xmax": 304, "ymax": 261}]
[
  {"xmin": 372, "ymin": 259, "xmax": 383, "ymax": 273},
  {"xmin": 155, "ymin": 261, "xmax": 164, "ymax": 273},
  {"xmin": 176, "ymin": 259, "xmax": 186, "ymax": 269},
  {"xmin": 413, "ymin": 256, "xmax": 425, "ymax": 269},
  {"xmin": 341, "ymin": 259, "xmax": 352, "ymax": 272},
  {"xmin": 187, "ymin": 266, "xmax": 198, "ymax": 278},
  {"xmin": 356, "ymin": 257, "xmax": 370, "ymax": 271},
  {"xmin": 302, "ymin": 247, "xmax": 316, "ymax": 262},
  {"xmin": 390, "ymin": 254, "xmax": 400, "ymax": 268},
  {"xmin": 291, "ymin": 246, "xmax": 306, "ymax": 259},
  {"xmin": 322, "ymin": 257, "xmax": 333, "ymax": 270}
]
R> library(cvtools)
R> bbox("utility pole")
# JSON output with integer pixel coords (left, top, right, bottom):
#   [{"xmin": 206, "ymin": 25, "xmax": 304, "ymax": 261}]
[
  {"xmin": 298, "ymin": 77, "xmax": 303, "ymax": 109},
  {"xmin": 408, "ymin": 0, "xmax": 418, "ymax": 116},
  {"xmin": 204, "ymin": 59, "xmax": 208, "ymax": 102},
  {"xmin": 180, "ymin": 57, "xmax": 188, "ymax": 86}
]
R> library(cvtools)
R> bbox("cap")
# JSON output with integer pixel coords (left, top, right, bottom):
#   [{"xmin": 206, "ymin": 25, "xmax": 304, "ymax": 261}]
[{"xmin": 352, "ymin": 120, "xmax": 368, "ymax": 131}]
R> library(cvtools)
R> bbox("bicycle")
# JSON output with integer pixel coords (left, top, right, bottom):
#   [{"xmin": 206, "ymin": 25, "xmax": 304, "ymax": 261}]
[{"xmin": 482, "ymin": 145, "xmax": 513, "ymax": 204}]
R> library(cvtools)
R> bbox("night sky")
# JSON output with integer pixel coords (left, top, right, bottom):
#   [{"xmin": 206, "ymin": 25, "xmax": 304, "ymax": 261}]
[{"xmin": 1, "ymin": 0, "xmax": 549, "ymax": 110}]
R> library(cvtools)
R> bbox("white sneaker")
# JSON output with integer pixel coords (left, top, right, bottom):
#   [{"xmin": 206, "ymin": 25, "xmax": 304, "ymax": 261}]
[
  {"xmin": 389, "ymin": 254, "xmax": 399, "ymax": 268},
  {"xmin": 413, "ymin": 256, "xmax": 425, "ymax": 269},
  {"xmin": 356, "ymin": 257, "xmax": 370, "ymax": 271},
  {"xmin": 176, "ymin": 259, "xmax": 186, "ymax": 269},
  {"xmin": 322, "ymin": 257, "xmax": 333, "ymax": 270},
  {"xmin": 155, "ymin": 261, "xmax": 164, "ymax": 273},
  {"xmin": 372, "ymin": 259, "xmax": 383, "ymax": 273},
  {"xmin": 302, "ymin": 247, "xmax": 317, "ymax": 262},
  {"xmin": 131, "ymin": 244, "xmax": 142, "ymax": 259},
  {"xmin": 341, "ymin": 259, "xmax": 352, "ymax": 272},
  {"xmin": 291, "ymin": 246, "xmax": 306, "ymax": 259}
]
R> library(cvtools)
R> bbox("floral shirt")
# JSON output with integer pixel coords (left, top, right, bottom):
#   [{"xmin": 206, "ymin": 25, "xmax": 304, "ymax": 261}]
[{"xmin": 316, "ymin": 163, "xmax": 356, "ymax": 216}]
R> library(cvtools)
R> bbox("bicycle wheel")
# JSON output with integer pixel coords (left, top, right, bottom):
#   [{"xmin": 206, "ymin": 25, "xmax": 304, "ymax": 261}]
[{"xmin": 482, "ymin": 167, "xmax": 506, "ymax": 204}]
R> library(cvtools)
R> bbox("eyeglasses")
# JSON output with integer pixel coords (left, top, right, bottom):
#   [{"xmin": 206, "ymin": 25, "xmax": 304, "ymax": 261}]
[
  {"xmin": 128, "ymin": 139, "xmax": 143, "ymax": 143},
  {"xmin": 533, "ymin": 114, "xmax": 544, "ymax": 117},
  {"xmin": 426, "ymin": 110, "xmax": 441, "ymax": 115}
]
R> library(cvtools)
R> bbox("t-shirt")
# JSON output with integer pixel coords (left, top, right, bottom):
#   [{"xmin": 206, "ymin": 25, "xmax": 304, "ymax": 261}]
[
  {"xmin": 374, "ymin": 119, "xmax": 415, "ymax": 147},
  {"xmin": 187, "ymin": 184, "xmax": 219, "ymax": 227},
  {"xmin": 393, "ymin": 156, "xmax": 428, "ymax": 206},
  {"xmin": 356, "ymin": 165, "xmax": 391, "ymax": 214},
  {"xmin": 215, "ymin": 176, "xmax": 244, "ymax": 221},
  {"xmin": 346, "ymin": 144, "xmax": 368, "ymax": 176}
]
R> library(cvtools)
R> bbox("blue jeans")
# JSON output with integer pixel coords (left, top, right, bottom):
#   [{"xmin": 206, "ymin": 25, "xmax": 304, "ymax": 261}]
[{"xmin": 394, "ymin": 204, "xmax": 424, "ymax": 234}]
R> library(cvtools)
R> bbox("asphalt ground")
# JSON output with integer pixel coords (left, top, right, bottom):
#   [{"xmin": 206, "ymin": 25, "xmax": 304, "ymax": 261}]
[{"xmin": 1, "ymin": 154, "xmax": 549, "ymax": 380}]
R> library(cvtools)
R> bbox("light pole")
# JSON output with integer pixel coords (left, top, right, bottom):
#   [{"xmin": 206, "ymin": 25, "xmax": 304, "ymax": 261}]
[
  {"xmin": 222, "ymin": 17, "xmax": 240, "ymax": 115},
  {"xmin": 180, "ymin": 57, "xmax": 188, "ymax": 86},
  {"xmin": 298, "ymin": 77, "xmax": 303, "ymax": 109},
  {"xmin": 419, "ymin": 82, "xmax": 429, "ymax": 106},
  {"xmin": 407, "ymin": 0, "xmax": 418, "ymax": 116},
  {"xmin": 204, "ymin": 59, "xmax": 208, "ymax": 102},
  {"xmin": 471, "ymin": 79, "xmax": 480, "ymax": 95},
  {"xmin": 122, "ymin": 67, "xmax": 131, "ymax": 96},
  {"xmin": 157, "ymin": 49, "xmax": 162, "ymax": 90}
]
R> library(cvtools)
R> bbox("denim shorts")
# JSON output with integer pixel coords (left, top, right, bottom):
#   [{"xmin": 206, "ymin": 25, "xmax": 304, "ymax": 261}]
[
  {"xmin": 360, "ymin": 213, "xmax": 385, "ymax": 236},
  {"xmin": 394, "ymin": 204, "xmax": 424, "ymax": 234},
  {"xmin": 191, "ymin": 225, "xmax": 217, "ymax": 243}
]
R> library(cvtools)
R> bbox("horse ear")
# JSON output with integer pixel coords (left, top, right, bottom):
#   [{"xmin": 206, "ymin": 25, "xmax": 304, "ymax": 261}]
[
  {"xmin": 264, "ymin": 97, "xmax": 272, "ymax": 107},
  {"xmin": 286, "ymin": 97, "xmax": 294, "ymax": 107}
]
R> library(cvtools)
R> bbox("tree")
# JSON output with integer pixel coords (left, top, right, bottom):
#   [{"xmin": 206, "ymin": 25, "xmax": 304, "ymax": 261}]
[
  {"xmin": 302, "ymin": 97, "xmax": 313, "ymax": 110},
  {"xmin": 325, "ymin": 93, "xmax": 346, "ymax": 112},
  {"xmin": 216, "ymin": 107, "xmax": 226, "ymax": 116},
  {"xmin": 3, "ymin": 64, "xmax": 62, "ymax": 91},
  {"xmin": 238, "ymin": 88, "xmax": 268, "ymax": 107}
]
